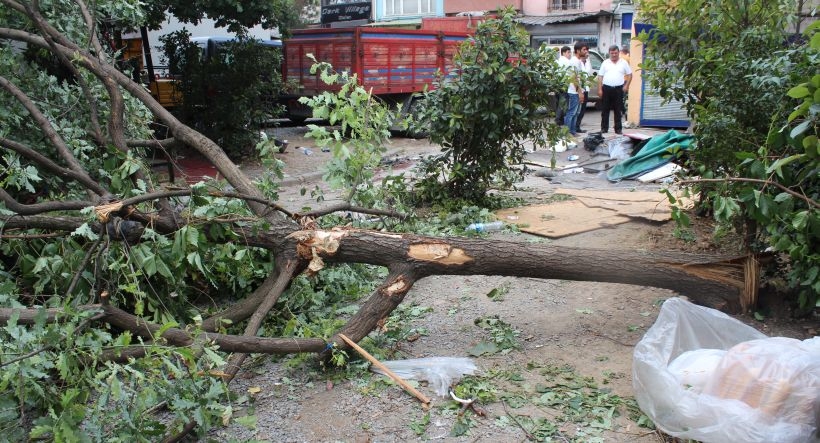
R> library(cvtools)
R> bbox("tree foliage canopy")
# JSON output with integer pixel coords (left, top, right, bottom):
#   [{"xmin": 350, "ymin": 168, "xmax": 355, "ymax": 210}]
[
  {"xmin": 639, "ymin": 0, "xmax": 819, "ymax": 309},
  {"xmin": 414, "ymin": 8, "xmax": 566, "ymax": 203}
]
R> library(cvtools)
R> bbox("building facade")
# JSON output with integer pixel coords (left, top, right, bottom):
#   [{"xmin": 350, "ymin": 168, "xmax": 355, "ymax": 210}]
[
  {"xmin": 317, "ymin": 0, "xmax": 522, "ymax": 27},
  {"xmin": 516, "ymin": 0, "xmax": 633, "ymax": 53}
]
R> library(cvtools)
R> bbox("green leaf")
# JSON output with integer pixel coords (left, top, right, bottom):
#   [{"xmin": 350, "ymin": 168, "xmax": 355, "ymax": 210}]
[
  {"xmin": 792, "ymin": 210, "xmax": 809, "ymax": 230},
  {"xmin": 71, "ymin": 223, "xmax": 99, "ymax": 240},
  {"xmin": 202, "ymin": 347, "xmax": 226, "ymax": 366},
  {"xmin": 156, "ymin": 321, "xmax": 180, "ymax": 337},
  {"xmin": 186, "ymin": 226, "xmax": 199, "ymax": 247},
  {"xmin": 155, "ymin": 259, "xmax": 173, "ymax": 278},
  {"xmin": 790, "ymin": 121, "xmax": 811, "ymax": 139},
  {"xmin": 786, "ymin": 84, "xmax": 809, "ymax": 99},
  {"xmin": 773, "ymin": 192, "xmax": 791, "ymax": 203},
  {"xmin": 765, "ymin": 154, "xmax": 801, "ymax": 178},
  {"xmin": 235, "ymin": 414, "xmax": 257, "ymax": 429},
  {"xmin": 803, "ymin": 135, "xmax": 818, "ymax": 153},
  {"xmin": 234, "ymin": 249, "xmax": 247, "ymax": 261},
  {"xmin": 450, "ymin": 417, "xmax": 471, "ymax": 437},
  {"xmin": 32, "ymin": 257, "xmax": 48, "ymax": 274},
  {"xmin": 467, "ymin": 341, "xmax": 499, "ymax": 356}
]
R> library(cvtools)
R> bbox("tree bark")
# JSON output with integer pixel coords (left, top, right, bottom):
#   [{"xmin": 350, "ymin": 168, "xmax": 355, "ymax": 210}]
[{"xmin": 287, "ymin": 229, "xmax": 751, "ymax": 313}]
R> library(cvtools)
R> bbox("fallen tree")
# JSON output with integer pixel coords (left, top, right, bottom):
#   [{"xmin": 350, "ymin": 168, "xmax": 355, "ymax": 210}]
[{"xmin": 0, "ymin": 2, "xmax": 757, "ymax": 440}]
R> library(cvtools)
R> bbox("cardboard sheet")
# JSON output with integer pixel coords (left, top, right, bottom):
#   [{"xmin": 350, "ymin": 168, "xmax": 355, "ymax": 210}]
[
  {"xmin": 496, "ymin": 200, "xmax": 631, "ymax": 238},
  {"xmin": 495, "ymin": 188, "xmax": 686, "ymax": 238}
]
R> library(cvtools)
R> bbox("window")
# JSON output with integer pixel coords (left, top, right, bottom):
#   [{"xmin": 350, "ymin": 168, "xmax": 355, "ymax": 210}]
[
  {"xmin": 532, "ymin": 36, "xmax": 597, "ymax": 49},
  {"xmin": 550, "ymin": 0, "xmax": 583, "ymax": 11},
  {"xmin": 384, "ymin": 0, "xmax": 433, "ymax": 17}
]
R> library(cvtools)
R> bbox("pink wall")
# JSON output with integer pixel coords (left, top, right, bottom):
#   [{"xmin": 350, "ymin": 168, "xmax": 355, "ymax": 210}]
[
  {"xmin": 444, "ymin": 0, "xmax": 521, "ymax": 15},
  {"xmin": 523, "ymin": 0, "xmax": 612, "ymax": 15}
]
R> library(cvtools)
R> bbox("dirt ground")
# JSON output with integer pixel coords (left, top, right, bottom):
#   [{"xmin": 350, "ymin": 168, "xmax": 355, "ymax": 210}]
[{"xmin": 209, "ymin": 115, "xmax": 818, "ymax": 442}]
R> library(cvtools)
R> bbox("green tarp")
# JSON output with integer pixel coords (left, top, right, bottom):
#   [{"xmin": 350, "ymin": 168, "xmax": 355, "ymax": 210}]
[{"xmin": 607, "ymin": 130, "xmax": 694, "ymax": 181}]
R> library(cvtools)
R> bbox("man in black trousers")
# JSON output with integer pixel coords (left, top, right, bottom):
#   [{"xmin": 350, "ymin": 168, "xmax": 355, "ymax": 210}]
[{"xmin": 597, "ymin": 45, "xmax": 632, "ymax": 134}]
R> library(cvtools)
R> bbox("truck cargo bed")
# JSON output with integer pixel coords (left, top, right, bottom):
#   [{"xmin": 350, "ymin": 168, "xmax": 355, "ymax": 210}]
[{"xmin": 284, "ymin": 27, "xmax": 467, "ymax": 96}]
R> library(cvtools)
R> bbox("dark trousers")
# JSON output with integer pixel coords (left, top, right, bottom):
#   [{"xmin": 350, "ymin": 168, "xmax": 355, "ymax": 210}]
[
  {"xmin": 601, "ymin": 85, "xmax": 624, "ymax": 133},
  {"xmin": 575, "ymin": 90, "xmax": 588, "ymax": 132},
  {"xmin": 555, "ymin": 93, "xmax": 568, "ymax": 126}
]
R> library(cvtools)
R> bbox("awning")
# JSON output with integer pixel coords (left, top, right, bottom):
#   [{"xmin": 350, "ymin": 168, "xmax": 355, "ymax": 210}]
[{"xmin": 514, "ymin": 10, "xmax": 612, "ymax": 26}]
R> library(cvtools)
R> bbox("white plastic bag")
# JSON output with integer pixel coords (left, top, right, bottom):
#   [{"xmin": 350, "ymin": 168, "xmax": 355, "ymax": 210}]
[
  {"xmin": 667, "ymin": 348, "xmax": 726, "ymax": 393},
  {"xmin": 633, "ymin": 297, "xmax": 819, "ymax": 443},
  {"xmin": 607, "ymin": 136, "xmax": 633, "ymax": 159},
  {"xmin": 372, "ymin": 357, "xmax": 478, "ymax": 397}
]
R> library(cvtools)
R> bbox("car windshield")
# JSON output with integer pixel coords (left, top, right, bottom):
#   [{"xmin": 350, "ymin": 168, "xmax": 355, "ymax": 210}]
[{"xmin": 588, "ymin": 51, "xmax": 603, "ymax": 70}]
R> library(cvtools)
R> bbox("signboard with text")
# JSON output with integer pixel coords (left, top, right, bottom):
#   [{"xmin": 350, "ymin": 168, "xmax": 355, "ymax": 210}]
[{"xmin": 321, "ymin": 2, "xmax": 371, "ymax": 24}]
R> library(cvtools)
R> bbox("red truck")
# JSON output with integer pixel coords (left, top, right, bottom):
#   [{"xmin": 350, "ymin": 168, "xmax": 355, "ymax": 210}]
[{"xmin": 281, "ymin": 27, "xmax": 469, "ymax": 124}]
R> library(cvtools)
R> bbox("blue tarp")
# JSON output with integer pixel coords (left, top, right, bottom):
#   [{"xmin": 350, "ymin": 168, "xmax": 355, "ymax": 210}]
[{"xmin": 607, "ymin": 130, "xmax": 694, "ymax": 181}]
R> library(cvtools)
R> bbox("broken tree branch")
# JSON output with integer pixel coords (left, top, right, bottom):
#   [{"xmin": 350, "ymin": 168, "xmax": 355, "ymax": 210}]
[
  {"xmin": 0, "ymin": 214, "xmax": 86, "ymax": 231},
  {"xmin": 223, "ymin": 258, "xmax": 304, "ymax": 379},
  {"xmin": 0, "ymin": 27, "xmax": 277, "ymax": 220},
  {"xmin": 296, "ymin": 202, "xmax": 407, "ymax": 220},
  {"xmin": 126, "ymin": 137, "xmax": 181, "ymax": 151},
  {"xmin": 0, "ymin": 188, "xmax": 94, "ymax": 215},
  {"xmin": 0, "ymin": 75, "xmax": 103, "ymax": 193},
  {"xmin": 286, "ymin": 229, "xmax": 753, "ymax": 312},
  {"xmin": 0, "ymin": 137, "xmax": 108, "ymax": 194},
  {"xmin": 0, "ymin": 304, "xmax": 101, "ymax": 325}
]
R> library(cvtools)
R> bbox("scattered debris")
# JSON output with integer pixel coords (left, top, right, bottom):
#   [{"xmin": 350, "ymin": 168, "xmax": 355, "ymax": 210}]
[
  {"xmin": 607, "ymin": 130, "xmax": 693, "ymax": 181},
  {"xmin": 449, "ymin": 389, "xmax": 486, "ymax": 417}
]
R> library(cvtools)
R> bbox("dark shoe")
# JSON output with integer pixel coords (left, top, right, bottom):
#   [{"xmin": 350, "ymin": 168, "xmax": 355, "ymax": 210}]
[
  {"xmin": 615, "ymin": 130, "xmax": 623, "ymax": 135},
  {"xmin": 576, "ymin": 129, "xmax": 587, "ymax": 133}
]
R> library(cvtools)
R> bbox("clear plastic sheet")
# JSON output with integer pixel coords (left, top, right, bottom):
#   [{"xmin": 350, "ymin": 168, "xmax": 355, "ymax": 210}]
[
  {"xmin": 373, "ymin": 357, "xmax": 478, "ymax": 397},
  {"xmin": 633, "ymin": 297, "xmax": 819, "ymax": 443}
]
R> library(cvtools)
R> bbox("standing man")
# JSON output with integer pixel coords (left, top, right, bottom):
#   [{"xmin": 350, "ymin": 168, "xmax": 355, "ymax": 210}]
[
  {"xmin": 554, "ymin": 46, "xmax": 572, "ymax": 126},
  {"xmin": 597, "ymin": 45, "xmax": 632, "ymax": 134},
  {"xmin": 563, "ymin": 42, "xmax": 586, "ymax": 137},
  {"xmin": 574, "ymin": 46, "xmax": 592, "ymax": 134}
]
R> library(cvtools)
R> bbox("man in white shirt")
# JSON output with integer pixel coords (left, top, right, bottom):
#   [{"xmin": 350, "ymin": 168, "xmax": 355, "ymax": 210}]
[
  {"xmin": 597, "ymin": 44, "xmax": 632, "ymax": 134},
  {"xmin": 574, "ymin": 50, "xmax": 593, "ymax": 134},
  {"xmin": 563, "ymin": 42, "xmax": 586, "ymax": 136},
  {"xmin": 554, "ymin": 46, "xmax": 571, "ymax": 126}
]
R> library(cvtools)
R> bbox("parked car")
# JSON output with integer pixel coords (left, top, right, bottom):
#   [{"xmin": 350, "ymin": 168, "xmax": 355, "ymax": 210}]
[{"xmin": 585, "ymin": 49, "xmax": 604, "ymax": 109}]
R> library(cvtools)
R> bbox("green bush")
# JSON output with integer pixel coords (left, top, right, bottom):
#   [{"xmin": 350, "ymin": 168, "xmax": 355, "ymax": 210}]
[
  {"xmin": 413, "ymin": 8, "xmax": 566, "ymax": 204},
  {"xmin": 160, "ymin": 30, "xmax": 284, "ymax": 159}
]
